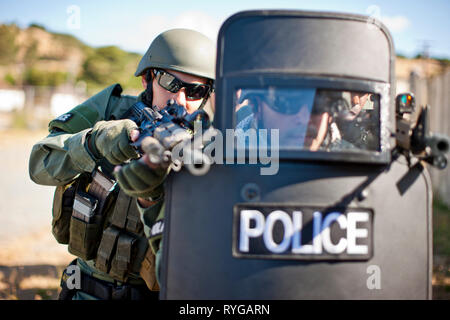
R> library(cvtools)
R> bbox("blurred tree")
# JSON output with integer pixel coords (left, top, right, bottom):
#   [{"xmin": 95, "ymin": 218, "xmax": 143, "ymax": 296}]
[
  {"xmin": 4, "ymin": 73, "xmax": 16, "ymax": 86},
  {"xmin": 28, "ymin": 23, "xmax": 46, "ymax": 31},
  {"xmin": 0, "ymin": 23, "xmax": 142, "ymax": 92},
  {"xmin": 0, "ymin": 24, "xmax": 19, "ymax": 65},
  {"xmin": 24, "ymin": 41, "xmax": 39, "ymax": 67},
  {"xmin": 80, "ymin": 46, "xmax": 141, "ymax": 92},
  {"xmin": 24, "ymin": 68, "xmax": 68, "ymax": 86}
]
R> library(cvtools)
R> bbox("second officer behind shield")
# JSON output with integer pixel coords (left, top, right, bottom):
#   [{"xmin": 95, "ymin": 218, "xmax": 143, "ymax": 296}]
[{"xmin": 235, "ymin": 88, "xmax": 379, "ymax": 151}]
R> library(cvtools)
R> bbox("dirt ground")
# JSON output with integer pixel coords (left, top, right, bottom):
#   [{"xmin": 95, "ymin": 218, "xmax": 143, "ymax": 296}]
[
  {"xmin": 0, "ymin": 129, "xmax": 75, "ymax": 299},
  {"xmin": 0, "ymin": 129, "xmax": 448, "ymax": 300}
]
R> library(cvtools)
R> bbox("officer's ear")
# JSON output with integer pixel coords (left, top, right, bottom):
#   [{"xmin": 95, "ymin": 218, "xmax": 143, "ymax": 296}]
[{"xmin": 141, "ymin": 75, "xmax": 147, "ymax": 89}]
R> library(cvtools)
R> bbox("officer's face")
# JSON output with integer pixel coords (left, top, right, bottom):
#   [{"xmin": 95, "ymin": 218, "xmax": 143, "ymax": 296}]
[
  {"xmin": 142, "ymin": 69, "xmax": 209, "ymax": 114},
  {"xmin": 259, "ymin": 101, "xmax": 329, "ymax": 150}
]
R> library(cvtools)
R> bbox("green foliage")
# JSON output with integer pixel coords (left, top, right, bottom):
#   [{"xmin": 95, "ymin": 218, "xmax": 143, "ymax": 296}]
[
  {"xmin": 28, "ymin": 23, "xmax": 46, "ymax": 31},
  {"xmin": 433, "ymin": 57, "xmax": 450, "ymax": 66},
  {"xmin": 0, "ymin": 24, "xmax": 19, "ymax": 65},
  {"xmin": 79, "ymin": 46, "xmax": 142, "ymax": 92},
  {"xmin": 4, "ymin": 73, "xmax": 16, "ymax": 86},
  {"xmin": 414, "ymin": 52, "xmax": 450, "ymax": 65},
  {"xmin": 0, "ymin": 23, "xmax": 143, "ymax": 91},
  {"xmin": 52, "ymin": 31, "xmax": 87, "ymax": 49},
  {"xmin": 124, "ymin": 74, "xmax": 143, "ymax": 91},
  {"xmin": 24, "ymin": 68, "xmax": 68, "ymax": 86}
]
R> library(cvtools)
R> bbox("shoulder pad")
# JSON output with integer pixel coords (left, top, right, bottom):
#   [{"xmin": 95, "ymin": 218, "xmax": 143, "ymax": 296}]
[{"xmin": 49, "ymin": 84, "xmax": 123, "ymax": 133}]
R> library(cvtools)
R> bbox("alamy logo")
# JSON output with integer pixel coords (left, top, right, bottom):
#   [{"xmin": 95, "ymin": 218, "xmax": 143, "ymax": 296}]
[
  {"xmin": 66, "ymin": 265, "xmax": 81, "ymax": 290},
  {"xmin": 169, "ymin": 122, "xmax": 280, "ymax": 176},
  {"xmin": 366, "ymin": 265, "xmax": 381, "ymax": 290},
  {"xmin": 67, "ymin": 5, "xmax": 81, "ymax": 30}
]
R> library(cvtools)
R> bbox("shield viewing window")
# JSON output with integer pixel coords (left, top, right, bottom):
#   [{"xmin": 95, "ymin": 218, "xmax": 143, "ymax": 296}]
[{"xmin": 234, "ymin": 87, "xmax": 381, "ymax": 152}]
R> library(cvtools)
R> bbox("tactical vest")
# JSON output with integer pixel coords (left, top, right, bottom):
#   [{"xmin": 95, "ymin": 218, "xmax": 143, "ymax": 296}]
[{"xmin": 49, "ymin": 84, "xmax": 160, "ymax": 290}]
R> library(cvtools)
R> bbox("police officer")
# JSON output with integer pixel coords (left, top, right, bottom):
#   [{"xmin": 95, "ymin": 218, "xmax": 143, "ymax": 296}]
[
  {"xmin": 29, "ymin": 28, "xmax": 215, "ymax": 300},
  {"xmin": 235, "ymin": 89, "xmax": 331, "ymax": 150}
]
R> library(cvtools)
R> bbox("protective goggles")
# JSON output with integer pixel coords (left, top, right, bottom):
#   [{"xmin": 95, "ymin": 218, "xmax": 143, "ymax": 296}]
[
  {"xmin": 242, "ymin": 88, "xmax": 316, "ymax": 115},
  {"xmin": 153, "ymin": 69, "xmax": 211, "ymax": 101}
]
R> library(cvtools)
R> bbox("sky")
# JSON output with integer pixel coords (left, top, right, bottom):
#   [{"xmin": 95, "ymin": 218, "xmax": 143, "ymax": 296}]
[{"xmin": 0, "ymin": 0, "xmax": 449, "ymax": 58}]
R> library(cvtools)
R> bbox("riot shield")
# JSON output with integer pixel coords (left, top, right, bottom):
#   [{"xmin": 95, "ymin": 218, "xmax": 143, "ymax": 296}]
[{"xmin": 160, "ymin": 10, "xmax": 432, "ymax": 299}]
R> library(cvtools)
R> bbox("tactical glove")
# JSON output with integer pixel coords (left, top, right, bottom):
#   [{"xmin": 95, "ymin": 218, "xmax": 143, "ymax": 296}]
[
  {"xmin": 87, "ymin": 119, "xmax": 140, "ymax": 165},
  {"xmin": 113, "ymin": 159, "xmax": 168, "ymax": 199}
]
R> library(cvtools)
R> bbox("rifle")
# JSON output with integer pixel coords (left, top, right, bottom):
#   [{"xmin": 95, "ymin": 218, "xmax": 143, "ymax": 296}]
[
  {"xmin": 395, "ymin": 92, "xmax": 449, "ymax": 169},
  {"xmin": 128, "ymin": 100, "xmax": 213, "ymax": 175}
]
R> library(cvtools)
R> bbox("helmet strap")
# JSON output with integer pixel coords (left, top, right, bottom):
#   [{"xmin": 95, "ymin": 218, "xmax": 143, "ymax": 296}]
[
  {"xmin": 198, "ymin": 80, "xmax": 214, "ymax": 110},
  {"xmin": 198, "ymin": 94, "xmax": 209, "ymax": 110},
  {"xmin": 142, "ymin": 69, "xmax": 154, "ymax": 106}
]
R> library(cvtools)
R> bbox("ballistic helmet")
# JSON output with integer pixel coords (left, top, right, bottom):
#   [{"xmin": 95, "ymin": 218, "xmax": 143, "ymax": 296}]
[{"xmin": 135, "ymin": 28, "xmax": 216, "ymax": 81}]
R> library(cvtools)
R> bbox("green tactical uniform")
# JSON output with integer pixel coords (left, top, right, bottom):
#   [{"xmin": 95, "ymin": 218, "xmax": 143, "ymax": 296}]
[
  {"xmin": 29, "ymin": 83, "xmax": 163, "ymax": 299},
  {"xmin": 29, "ymin": 28, "xmax": 215, "ymax": 299}
]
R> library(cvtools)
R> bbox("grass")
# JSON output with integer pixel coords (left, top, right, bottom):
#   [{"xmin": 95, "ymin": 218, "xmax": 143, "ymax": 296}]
[{"xmin": 433, "ymin": 197, "xmax": 450, "ymax": 256}]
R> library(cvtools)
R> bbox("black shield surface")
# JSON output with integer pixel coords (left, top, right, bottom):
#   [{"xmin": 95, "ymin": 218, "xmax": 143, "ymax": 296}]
[{"xmin": 160, "ymin": 10, "xmax": 432, "ymax": 299}]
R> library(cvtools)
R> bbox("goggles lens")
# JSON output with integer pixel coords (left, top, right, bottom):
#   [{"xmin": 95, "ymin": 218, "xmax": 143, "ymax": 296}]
[
  {"xmin": 242, "ymin": 89, "xmax": 316, "ymax": 115},
  {"xmin": 155, "ymin": 69, "xmax": 210, "ymax": 100}
]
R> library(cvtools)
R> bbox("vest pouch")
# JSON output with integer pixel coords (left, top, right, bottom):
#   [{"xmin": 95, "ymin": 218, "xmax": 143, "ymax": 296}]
[
  {"xmin": 68, "ymin": 191, "xmax": 103, "ymax": 260},
  {"xmin": 51, "ymin": 182, "xmax": 77, "ymax": 244},
  {"xmin": 139, "ymin": 247, "xmax": 160, "ymax": 291},
  {"xmin": 109, "ymin": 233, "xmax": 137, "ymax": 282},
  {"xmin": 95, "ymin": 225, "xmax": 121, "ymax": 274}
]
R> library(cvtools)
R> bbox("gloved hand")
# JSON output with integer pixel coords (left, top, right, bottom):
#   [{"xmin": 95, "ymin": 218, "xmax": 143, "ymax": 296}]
[
  {"xmin": 113, "ymin": 159, "xmax": 168, "ymax": 199},
  {"xmin": 113, "ymin": 137, "xmax": 169, "ymax": 199},
  {"xmin": 87, "ymin": 119, "xmax": 140, "ymax": 165}
]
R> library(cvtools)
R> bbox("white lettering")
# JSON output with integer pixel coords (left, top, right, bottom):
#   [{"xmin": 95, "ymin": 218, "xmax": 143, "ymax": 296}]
[
  {"xmin": 312, "ymin": 211, "xmax": 323, "ymax": 254},
  {"xmin": 222, "ymin": 305, "xmax": 270, "ymax": 315},
  {"xmin": 261, "ymin": 305, "xmax": 270, "ymax": 314},
  {"xmin": 235, "ymin": 128, "xmax": 258, "ymax": 164},
  {"xmin": 322, "ymin": 212, "xmax": 347, "ymax": 254},
  {"xmin": 259, "ymin": 129, "xmax": 279, "ymax": 176},
  {"xmin": 225, "ymin": 129, "xmax": 235, "ymax": 164},
  {"xmin": 238, "ymin": 305, "xmax": 246, "ymax": 314},
  {"xmin": 347, "ymin": 212, "xmax": 369, "ymax": 254},
  {"xmin": 203, "ymin": 128, "xmax": 223, "ymax": 164},
  {"xmin": 179, "ymin": 304, "xmax": 214, "ymax": 317},
  {"xmin": 263, "ymin": 210, "xmax": 293, "ymax": 253},
  {"xmin": 179, "ymin": 306, "xmax": 185, "ymax": 315},
  {"xmin": 239, "ymin": 210, "xmax": 265, "ymax": 252},
  {"xmin": 294, "ymin": 211, "xmax": 322, "ymax": 254},
  {"xmin": 239, "ymin": 209, "xmax": 370, "ymax": 256},
  {"xmin": 291, "ymin": 211, "xmax": 304, "ymax": 253}
]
